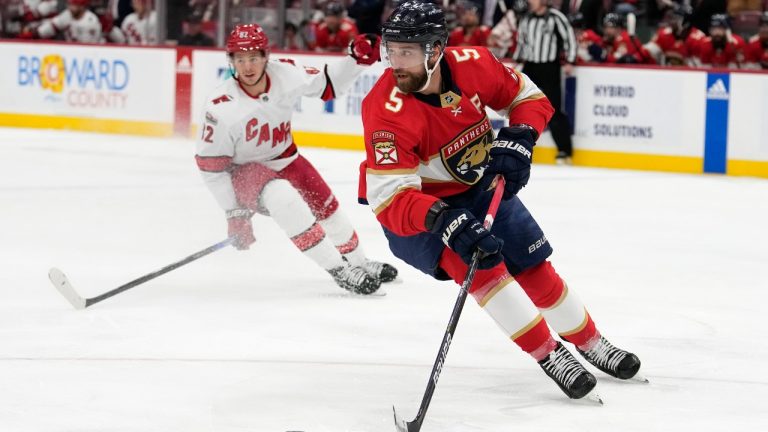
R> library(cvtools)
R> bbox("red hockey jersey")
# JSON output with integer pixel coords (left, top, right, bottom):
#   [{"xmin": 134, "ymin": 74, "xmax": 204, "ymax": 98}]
[{"xmin": 359, "ymin": 47, "xmax": 554, "ymax": 236}]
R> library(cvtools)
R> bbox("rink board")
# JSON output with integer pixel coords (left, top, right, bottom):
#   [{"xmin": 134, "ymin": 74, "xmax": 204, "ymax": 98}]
[
  {"xmin": 0, "ymin": 40, "xmax": 766, "ymax": 178},
  {"xmin": 0, "ymin": 41, "xmax": 176, "ymax": 136}
]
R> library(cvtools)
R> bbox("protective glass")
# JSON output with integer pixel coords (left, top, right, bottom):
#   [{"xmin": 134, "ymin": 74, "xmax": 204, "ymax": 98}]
[{"xmin": 383, "ymin": 42, "xmax": 428, "ymax": 69}]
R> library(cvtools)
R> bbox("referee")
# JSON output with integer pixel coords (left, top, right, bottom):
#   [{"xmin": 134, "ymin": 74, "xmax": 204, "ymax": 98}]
[{"xmin": 513, "ymin": 0, "xmax": 576, "ymax": 164}]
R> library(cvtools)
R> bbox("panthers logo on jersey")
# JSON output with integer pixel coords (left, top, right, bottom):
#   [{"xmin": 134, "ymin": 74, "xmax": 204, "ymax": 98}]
[{"xmin": 440, "ymin": 118, "xmax": 494, "ymax": 185}]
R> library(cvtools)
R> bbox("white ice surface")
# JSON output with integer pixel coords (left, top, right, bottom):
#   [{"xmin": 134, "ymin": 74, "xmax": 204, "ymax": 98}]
[{"xmin": 1, "ymin": 127, "xmax": 767, "ymax": 432}]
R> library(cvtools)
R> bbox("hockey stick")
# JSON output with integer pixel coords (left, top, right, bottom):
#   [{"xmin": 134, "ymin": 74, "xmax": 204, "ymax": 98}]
[
  {"xmin": 49, "ymin": 237, "xmax": 236, "ymax": 309},
  {"xmin": 393, "ymin": 175, "xmax": 506, "ymax": 432}
]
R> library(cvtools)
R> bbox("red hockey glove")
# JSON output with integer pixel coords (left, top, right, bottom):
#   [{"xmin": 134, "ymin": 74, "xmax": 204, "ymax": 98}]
[
  {"xmin": 226, "ymin": 208, "xmax": 255, "ymax": 250},
  {"xmin": 349, "ymin": 33, "xmax": 381, "ymax": 65}
]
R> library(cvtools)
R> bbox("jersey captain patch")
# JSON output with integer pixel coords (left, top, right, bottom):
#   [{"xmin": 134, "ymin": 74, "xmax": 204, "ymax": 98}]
[
  {"xmin": 372, "ymin": 130, "xmax": 398, "ymax": 165},
  {"xmin": 440, "ymin": 118, "xmax": 494, "ymax": 185}
]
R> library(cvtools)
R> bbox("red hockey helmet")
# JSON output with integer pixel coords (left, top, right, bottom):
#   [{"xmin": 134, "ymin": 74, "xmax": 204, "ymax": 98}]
[
  {"xmin": 68, "ymin": 0, "xmax": 90, "ymax": 6},
  {"xmin": 226, "ymin": 24, "xmax": 270, "ymax": 55}
]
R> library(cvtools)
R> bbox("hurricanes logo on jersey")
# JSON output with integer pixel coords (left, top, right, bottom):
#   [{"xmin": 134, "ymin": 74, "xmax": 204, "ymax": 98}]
[
  {"xmin": 372, "ymin": 131, "xmax": 398, "ymax": 165},
  {"xmin": 440, "ymin": 119, "xmax": 493, "ymax": 185}
]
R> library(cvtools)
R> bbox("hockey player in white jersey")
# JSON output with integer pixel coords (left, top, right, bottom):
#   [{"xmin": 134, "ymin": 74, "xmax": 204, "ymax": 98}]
[
  {"xmin": 27, "ymin": 0, "xmax": 102, "ymax": 43},
  {"xmin": 121, "ymin": 0, "xmax": 156, "ymax": 45},
  {"xmin": 195, "ymin": 23, "xmax": 397, "ymax": 295}
]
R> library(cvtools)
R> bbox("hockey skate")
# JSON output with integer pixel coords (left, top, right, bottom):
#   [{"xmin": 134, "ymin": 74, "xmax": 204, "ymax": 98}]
[
  {"xmin": 329, "ymin": 264, "xmax": 381, "ymax": 295},
  {"xmin": 538, "ymin": 342, "xmax": 601, "ymax": 403},
  {"xmin": 577, "ymin": 335, "xmax": 646, "ymax": 382},
  {"xmin": 362, "ymin": 260, "xmax": 398, "ymax": 283},
  {"xmin": 555, "ymin": 151, "xmax": 573, "ymax": 166}
]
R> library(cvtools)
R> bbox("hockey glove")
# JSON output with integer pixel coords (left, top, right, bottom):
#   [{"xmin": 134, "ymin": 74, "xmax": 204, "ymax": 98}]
[
  {"xmin": 429, "ymin": 206, "xmax": 504, "ymax": 270},
  {"xmin": 479, "ymin": 126, "xmax": 535, "ymax": 199},
  {"xmin": 226, "ymin": 208, "xmax": 255, "ymax": 250},
  {"xmin": 349, "ymin": 33, "xmax": 381, "ymax": 65}
]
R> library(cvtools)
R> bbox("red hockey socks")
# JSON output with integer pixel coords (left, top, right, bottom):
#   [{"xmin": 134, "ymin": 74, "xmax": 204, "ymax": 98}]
[{"xmin": 514, "ymin": 261, "xmax": 598, "ymax": 349}]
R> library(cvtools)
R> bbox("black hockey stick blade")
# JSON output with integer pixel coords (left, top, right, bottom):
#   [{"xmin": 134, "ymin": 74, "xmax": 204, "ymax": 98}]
[
  {"xmin": 48, "ymin": 237, "xmax": 235, "ymax": 309},
  {"xmin": 393, "ymin": 406, "xmax": 420, "ymax": 432},
  {"xmin": 49, "ymin": 268, "xmax": 87, "ymax": 310}
]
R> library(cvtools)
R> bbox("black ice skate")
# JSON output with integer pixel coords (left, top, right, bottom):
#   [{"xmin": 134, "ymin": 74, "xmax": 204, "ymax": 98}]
[
  {"xmin": 362, "ymin": 260, "xmax": 398, "ymax": 283},
  {"xmin": 329, "ymin": 265, "xmax": 381, "ymax": 295},
  {"xmin": 577, "ymin": 335, "xmax": 645, "ymax": 381},
  {"xmin": 539, "ymin": 342, "xmax": 601, "ymax": 402}
]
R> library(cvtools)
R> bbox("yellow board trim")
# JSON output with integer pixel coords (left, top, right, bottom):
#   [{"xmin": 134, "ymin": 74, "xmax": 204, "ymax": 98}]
[
  {"xmin": 292, "ymin": 131, "xmax": 365, "ymax": 151},
  {"xmin": 533, "ymin": 147, "xmax": 704, "ymax": 174},
  {"xmin": 0, "ymin": 112, "xmax": 173, "ymax": 137},
  {"xmin": 727, "ymin": 159, "xmax": 768, "ymax": 178}
]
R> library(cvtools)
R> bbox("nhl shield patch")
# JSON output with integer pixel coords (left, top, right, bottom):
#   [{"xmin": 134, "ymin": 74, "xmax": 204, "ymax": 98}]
[{"xmin": 372, "ymin": 131, "xmax": 398, "ymax": 165}]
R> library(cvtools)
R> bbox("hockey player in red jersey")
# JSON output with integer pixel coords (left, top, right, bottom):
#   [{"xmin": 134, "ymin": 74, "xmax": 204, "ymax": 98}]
[
  {"xmin": 745, "ymin": 12, "xmax": 768, "ymax": 69},
  {"xmin": 699, "ymin": 14, "xmax": 741, "ymax": 68},
  {"xmin": 645, "ymin": 4, "xmax": 705, "ymax": 66},
  {"xmin": 447, "ymin": 1, "xmax": 491, "ymax": 47},
  {"xmin": 570, "ymin": 13, "xmax": 604, "ymax": 64},
  {"xmin": 601, "ymin": 13, "xmax": 654, "ymax": 64},
  {"xmin": 314, "ymin": 1, "xmax": 359, "ymax": 52},
  {"xmin": 195, "ymin": 24, "xmax": 397, "ymax": 295},
  {"xmin": 360, "ymin": 1, "xmax": 643, "ymax": 400}
]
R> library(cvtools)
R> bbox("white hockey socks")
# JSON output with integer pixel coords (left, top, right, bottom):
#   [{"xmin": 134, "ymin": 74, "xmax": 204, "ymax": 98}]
[
  {"xmin": 317, "ymin": 210, "xmax": 366, "ymax": 266},
  {"xmin": 538, "ymin": 283, "xmax": 592, "ymax": 344},
  {"xmin": 260, "ymin": 180, "xmax": 344, "ymax": 271},
  {"xmin": 475, "ymin": 277, "xmax": 554, "ymax": 359}
]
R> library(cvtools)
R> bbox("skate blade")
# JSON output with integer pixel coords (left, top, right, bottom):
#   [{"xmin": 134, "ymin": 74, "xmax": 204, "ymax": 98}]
[
  {"xmin": 630, "ymin": 372, "xmax": 650, "ymax": 384},
  {"xmin": 582, "ymin": 387, "xmax": 604, "ymax": 405}
]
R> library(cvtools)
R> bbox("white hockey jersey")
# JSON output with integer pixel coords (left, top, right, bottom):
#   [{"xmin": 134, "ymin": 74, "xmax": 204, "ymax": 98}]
[
  {"xmin": 121, "ymin": 10, "xmax": 156, "ymax": 45},
  {"xmin": 37, "ymin": 9, "xmax": 102, "ymax": 43},
  {"xmin": 195, "ymin": 56, "xmax": 365, "ymax": 211}
]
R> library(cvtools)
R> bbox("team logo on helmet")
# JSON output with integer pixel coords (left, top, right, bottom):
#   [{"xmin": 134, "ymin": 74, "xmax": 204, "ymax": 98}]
[
  {"xmin": 372, "ymin": 131, "xmax": 398, "ymax": 165},
  {"xmin": 440, "ymin": 119, "xmax": 493, "ymax": 184}
]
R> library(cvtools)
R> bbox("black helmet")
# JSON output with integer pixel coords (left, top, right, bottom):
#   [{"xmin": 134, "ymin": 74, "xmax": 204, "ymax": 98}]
[
  {"xmin": 671, "ymin": 3, "xmax": 693, "ymax": 20},
  {"xmin": 324, "ymin": 1, "xmax": 344, "ymax": 17},
  {"xmin": 603, "ymin": 12, "xmax": 624, "ymax": 28},
  {"xmin": 381, "ymin": 1, "xmax": 449, "ymax": 49},
  {"xmin": 709, "ymin": 13, "xmax": 730, "ymax": 29},
  {"xmin": 569, "ymin": 12, "xmax": 585, "ymax": 29},
  {"xmin": 511, "ymin": 0, "xmax": 528, "ymax": 14}
]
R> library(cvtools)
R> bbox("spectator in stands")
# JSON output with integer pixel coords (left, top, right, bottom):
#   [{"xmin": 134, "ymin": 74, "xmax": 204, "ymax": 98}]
[
  {"xmin": 24, "ymin": 0, "xmax": 103, "ymax": 43},
  {"xmin": 347, "ymin": 0, "xmax": 385, "ymax": 34},
  {"xmin": 488, "ymin": 0, "xmax": 527, "ymax": 58},
  {"xmin": 274, "ymin": 21, "xmax": 304, "ymax": 51},
  {"xmin": 448, "ymin": 0, "xmax": 491, "ymax": 46},
  {"xmin": 178, "ymin": 12, "xmax": 214, "ymax": 46},
  {"xmin": 644, "ymin": 4, "xmax": 706, "ymax": 66},
  {"xmin": 315, "ymin": 1, "xmax": 358, "ymax": 52},
  {"xmin": 744, "ymin": 12, "xmax": 768, "ymax": 69},
  {"xmin": 94, "ymin": 2, "xmax": 127, "ymax": 43},
  {"xmin": 698, "ymin": 14, "xmax": 740, "ymax": 67},
  {"xmin": 571, "ymin": 12, "xmax": 605, "ymax": 63},
  {"xmin": 601, "ymin": 12, "xmax": 654, "ymax": 63},
  {"xmin": 121, "ymin": 0, "xmax": 156, "ymax": 45}
]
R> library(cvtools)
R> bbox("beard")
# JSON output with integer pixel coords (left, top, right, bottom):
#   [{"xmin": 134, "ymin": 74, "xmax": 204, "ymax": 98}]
[
  {"xmin": 712, "ymin": 36, "xmax": 727, "ymax": 50},
  {"xmin": 393, "ymin": 68, "xmax": 428, "ymax": 93},
  {"xmin": 392, "ymin": 58, "xmax": 437, "ymax": 93}
]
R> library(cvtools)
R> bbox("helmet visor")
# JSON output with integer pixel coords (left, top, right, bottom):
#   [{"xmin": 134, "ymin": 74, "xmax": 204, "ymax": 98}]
[{"xmin": 383, "ymin": 42, "xmax": 428, "ymax": 69}]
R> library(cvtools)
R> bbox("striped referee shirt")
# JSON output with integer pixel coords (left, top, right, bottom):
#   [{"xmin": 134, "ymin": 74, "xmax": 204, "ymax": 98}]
[{"xmin": 513, "ymin": 8, "xmax": 576, "ymax": 64}]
